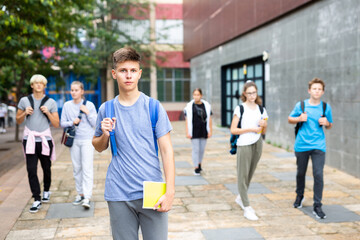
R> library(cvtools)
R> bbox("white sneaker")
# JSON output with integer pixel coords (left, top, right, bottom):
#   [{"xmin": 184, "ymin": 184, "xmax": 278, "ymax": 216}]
[
  {"xmin": 29, "ymin": 201, "xmax": 42, "ymax": 213},
  {"xmin": 82, "ymin": 198, "xmax": 90, "ymax": 209},
  {"xmin": 244, "ymin": 206, "xmax": 259, "ymax": 221},
  {"xmin": 72, "ymin": 195, "xmax": 84, "ymax": 205},
  {"xmin": 235, "ymin": 195, "xmax": 245, "ymax": 210},
  {"xmin": 42, "ymin": 191, "xmax": 51, "ymax": 202}
]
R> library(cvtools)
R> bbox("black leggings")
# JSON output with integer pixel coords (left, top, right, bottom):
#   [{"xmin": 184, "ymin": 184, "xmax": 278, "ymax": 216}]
[
  {"xmin": 23, "ymin": 140, "xmax": 53, "ymax": 201},
  {"xmin": 0, "ymin": 117, "xmax": 4, "ymax": 128}
]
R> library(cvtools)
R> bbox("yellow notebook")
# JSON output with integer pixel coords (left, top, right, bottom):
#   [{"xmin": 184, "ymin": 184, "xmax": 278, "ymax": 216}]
[{"xmin": 143, "ymin": 181, "xmax": 166, "ymax": 209}]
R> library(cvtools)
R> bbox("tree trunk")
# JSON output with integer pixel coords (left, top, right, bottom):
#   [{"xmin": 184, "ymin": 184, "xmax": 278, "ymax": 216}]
[
  {"xmin": 100, "ymin": 67, "xmax": 107, "ymax": 102},
  {"xmin": 14, "ymin": 69, "xmax": 26, "ymax": 142}
]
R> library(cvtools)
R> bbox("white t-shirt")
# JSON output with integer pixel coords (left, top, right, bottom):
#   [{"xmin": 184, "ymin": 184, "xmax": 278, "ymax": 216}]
[
  {"xmin": 0, "ymin": 107, "xmax": 6, "ymax": 117},
  {"xmin": 233, "ymin": 104, "xmax": 268, "ymax": 146}
]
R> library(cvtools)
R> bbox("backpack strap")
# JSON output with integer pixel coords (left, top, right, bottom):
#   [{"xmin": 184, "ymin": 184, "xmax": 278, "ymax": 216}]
[
  {"xmin": 300, "ymin": 100, "xmax": 305, "ymax": 113},
  {"xmin": 258, "ymin": 105, "xmax": 264, "ymax": 114},
  {"xmin": 237, "ymin": 105, "xmax": 244, "ymax": 129},
  {"xmin": 106, "ymin": 97, "xmax": 160, "ymax": 157},
  {"xmin": 322, "ymin": 101, "xmax": 327, "ymax": 117},
  {"xmin": 149, "ymin": 97, "xmax": 159, "ymax": 156},
  {"xmin": 40, "ymin": 95, "xmax": 50, "ymax": 107},
  {"xmin": 27, "ymin": 95, "xmax": 34, "ymax": 110},
  {"xmin": 76, "ymin": 99, "xmax": 88, "ymax": 126},
  {"xmin": 27, "ymin": 95, "xmax": 50, "ymax": 123},
  {"xmin": 105, "ymin": 99, "xmax": 117, "ymax": 157},
  {"xmin": 40, "ymin": 96, "xmax": 50, "ymax": 123}
]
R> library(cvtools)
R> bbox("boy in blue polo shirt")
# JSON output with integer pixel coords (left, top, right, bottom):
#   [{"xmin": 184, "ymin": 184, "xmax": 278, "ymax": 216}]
[
  {"xmin": 288, "ymin": 78, "xmax": 333, "ymax": 219},
  {"xmin": 92, "ymin": 47, "xmax": 174, "ymax": 240}
]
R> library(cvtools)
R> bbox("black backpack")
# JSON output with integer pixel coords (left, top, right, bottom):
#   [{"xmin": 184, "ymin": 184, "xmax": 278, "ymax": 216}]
[
  {"xmin": 27, "ymin": 95, "xmax": 50, "ymax": 123},
  {"xmin": 294, "ymin": 100, "xmax": 327, "ymax": 137},
  {"xmin": 229, "ymin": 104, "xmax": 264, "ymax": 155}
]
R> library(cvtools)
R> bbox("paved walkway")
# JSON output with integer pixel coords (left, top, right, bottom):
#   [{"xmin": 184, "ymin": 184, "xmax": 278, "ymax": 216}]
[{"xmin": 2, "ymin": 121, "xmax": 360, "ymax": 239}]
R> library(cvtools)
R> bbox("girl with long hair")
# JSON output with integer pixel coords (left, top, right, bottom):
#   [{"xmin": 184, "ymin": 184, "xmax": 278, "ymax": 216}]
[
  {"xmin": 230, "ymin": 81, "xmax": 268, "ymax": 221},
  {"xmin": 184, "ymin": 88, "xmax": 212, "ymax": 175}
]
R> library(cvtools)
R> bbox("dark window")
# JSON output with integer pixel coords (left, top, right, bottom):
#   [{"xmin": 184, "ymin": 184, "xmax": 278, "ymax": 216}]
[
  {"xmin": 221, "ymin": 57, "xmax": 265, "ymax": 127},
  {"xmin": 157, "ymin": 68, "xmax": 191, "ymax": 102}
]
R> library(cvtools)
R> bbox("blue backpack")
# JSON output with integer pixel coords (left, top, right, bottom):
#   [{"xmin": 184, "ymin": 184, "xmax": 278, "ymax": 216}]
[{"xmin": 105, "ymin": 97, "xmax": 159, "ymax": 157}]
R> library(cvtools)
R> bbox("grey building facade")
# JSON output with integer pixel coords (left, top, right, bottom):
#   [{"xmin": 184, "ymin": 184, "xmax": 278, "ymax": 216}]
[{"xmin": 184, "ymin": 0, "xmax": 360, "ymax": 177}]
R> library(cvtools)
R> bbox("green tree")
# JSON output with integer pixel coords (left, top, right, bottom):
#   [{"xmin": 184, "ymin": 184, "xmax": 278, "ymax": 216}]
[
  {"xmin": 81, "ymin": 0, "xmax": 152, "ymax": 101},
  {"xmin": 0, "ymin": 0, "xmax": 94, "ymax": 140}
]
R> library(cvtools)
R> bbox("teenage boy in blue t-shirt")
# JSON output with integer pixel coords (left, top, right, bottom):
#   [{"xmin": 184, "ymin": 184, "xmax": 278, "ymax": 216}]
[
  {"xmin": 92, "ymin": 47, "xmax": 174, "ymax": 240},
  {"xmin": 288, "ymin": 78, "xmax": 333, "ymax": 219}
]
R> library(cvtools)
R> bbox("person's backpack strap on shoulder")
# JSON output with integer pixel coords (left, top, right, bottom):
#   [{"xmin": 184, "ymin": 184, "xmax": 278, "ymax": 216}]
[
  {"xmin": 238, "ymin": 105, "xmax": 244, "ymax": 128},
  {"xmin": 149, "ymin": 97, "xmax": 159, "ymax": 156},
  {"xmin": 27, "ymin": 95, "xmax": 34, "ymax": 110},
  {"xmin": 27, "ymin": 95, "xmax": 50, "ymax": 122},
  {"xmin": 105, "ymin": 99, "xmax": 117, "ymax": 157},
  {"xmin": 229, "ymin": 104, "xmax": 244, "ymax": 155},
  {"xmin": 319, "ymin": 101, "xmax": 327, "ymax": 128},
  {"xmin": 105, "ymin": 97, "xmax": 160, "ymax": 157},
  {"xmin": 322, "ymin": 101, "xmax": 327, "ymax": 117},
  {"xmin": 258, "ymin": 105, "xmax": 264, "ymax": 115},
  {"xmin": 294, "ymin": 100, "xmax": 305, "ymax": 137}
]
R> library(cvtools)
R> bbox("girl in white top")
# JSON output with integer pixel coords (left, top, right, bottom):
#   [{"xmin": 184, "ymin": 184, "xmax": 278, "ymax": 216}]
[
  {"xmin": 184, "ymin": 88, "xmax": 212, "ymax": 175},
  {"xmin": 60, "ymin": 81, "xmax": 97, "ymax": 209},
  {"xmin": 230, "ymin": 81, "xmax": 268, "ymax": 221}
]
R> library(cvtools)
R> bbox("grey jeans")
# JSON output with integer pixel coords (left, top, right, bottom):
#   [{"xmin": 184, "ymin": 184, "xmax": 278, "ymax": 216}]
[
  {"xmin": 295, "ymin": 149, "xmax": 325, "ymax": 207},
  {"xmin": 236, "ymin": 138, "xmax": 263, "ymax": 207},
  {"xmin": 108, "ymin": 199, "xmax": 168, "ymax": 240},
  {"xmin": 191, "ymin": 138, "xmax": 207, "ymax": 167}
]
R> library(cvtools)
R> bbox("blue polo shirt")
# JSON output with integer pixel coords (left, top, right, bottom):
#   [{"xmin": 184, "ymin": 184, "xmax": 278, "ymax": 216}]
[
  {"xmin": 94, "ymin": 93, "xmax": 172, "ymax": 201},
  {"xmin": 289, "ymin": 99, "xmax": 333, "ymax": 152}
]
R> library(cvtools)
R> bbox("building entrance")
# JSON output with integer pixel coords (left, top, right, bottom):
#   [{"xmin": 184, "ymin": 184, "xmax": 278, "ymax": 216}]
[{"xmin": 221, "ymin": 57, "xmax": 265, "ymax": 127}]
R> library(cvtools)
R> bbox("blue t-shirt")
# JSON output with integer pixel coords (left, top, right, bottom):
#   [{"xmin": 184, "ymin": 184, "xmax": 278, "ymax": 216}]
[
  {"xmin": 289, "ymin": 99, "xmax": 333, "ymax": 152},
  {"xmin": 94, "ymin": 93, "xmax": 172, "ymax": 201}
]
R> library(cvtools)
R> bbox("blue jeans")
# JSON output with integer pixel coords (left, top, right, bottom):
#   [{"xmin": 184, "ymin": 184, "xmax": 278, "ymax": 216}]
[{"xmin": 295, "ymin": 150, "xmax": 325, "ymax": 207}]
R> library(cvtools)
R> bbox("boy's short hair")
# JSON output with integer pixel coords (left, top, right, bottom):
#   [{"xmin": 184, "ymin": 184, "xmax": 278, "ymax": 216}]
[
  {"xmin": 30, "ymin": 74, "xmax": 47, "ymax": 86},
  {"xmin": 308, "ymin": 77, "xmax": 325, "ymax": 90},
  {"xmin": 112, "ymin": 47, "xmax": 141, "ymax": 69}
]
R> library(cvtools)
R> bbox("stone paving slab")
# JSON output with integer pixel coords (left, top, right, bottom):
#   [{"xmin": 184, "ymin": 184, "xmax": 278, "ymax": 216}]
[
  {"xmin": 46, "ymin": 202, "xmax": 95, "ymax": 219},
  {"xmin": 225, "ymin": 183, "xmax": 273, "ymax": 195},
  {"xmin": 271, "ymin": 152, "xmax": 295, "ymax": 158},
  {"xmin": 202, "ymin": 227, "xmax": 264, "ymax": 240},
  {"xmin": 300, "ymin": 204, "xmax": 360, "ymax": 223},
  {"xmin": 173, "ymin": 144, "xmax": 192, "ymax": 148},
  {"xmin": 270, "ymin": 171, "xmax": 312, "ymax": 181},
  {"xmin": 175, "ymin": 161, "xmax": 192, "ymax": 168},
  {"xmin": 175, "ymin": 176, "xmax": 209, "ymax": 186}
]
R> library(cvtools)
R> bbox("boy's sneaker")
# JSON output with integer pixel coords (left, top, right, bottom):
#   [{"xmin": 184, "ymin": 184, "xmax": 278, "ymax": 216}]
[
  {"xmin": 29, "ymin": 201, "xmax": 42, "ymax": 213},
  {"xmin": 244, "ymin": 206, "xmax": 258, "ymax": 221},
  {"xmin": 42, "ymin": 191, "xmax": 51, "ymax": 203},
  {"xmin": 293, "ymin": 195, "xmax": 304, "ymax": 208},
  {"xmin": 194, "ymin": 168, "xmax": 201, "ymax": 175},
  {"xmin": 313, "ymin": 206, "xmax": 326, "ymax": 219},
  {"xmin": 72, "ymin": 195, "xmax": 84, "ymax": 205},
  {"xmin": 198, "ymin": 164, "xmax": 202, "ymax": 172},
  {"xmin": 235, "ymin": 194, "xmax": 245, "ymax": 210},
  {"xmin": 82, "ymin": 198, "xmax": 91, "ymax": 209}
]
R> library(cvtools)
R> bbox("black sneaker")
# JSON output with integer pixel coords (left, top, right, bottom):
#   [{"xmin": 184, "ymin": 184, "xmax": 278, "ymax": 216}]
[
  {"xmin": 42, "ymin": 191, "xmax": 51, "ymax": 203},
  {"xmin": 29, "ymin": 201, "xmax": 42, "ymax": 213},
  {"xmin": 293, "ymin": 195, "xmax": 304, "ymax": 208},
  {"xmin": 194, "ymin": 168, "xmax": 201, "ymax": 175},
  {"xmin": 313, "ymin": 206, "xmax": 326, "ymax": 219},
  {"xmin": 198, "ymin": 164, "xmax": 202, "ymax": 172}
]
